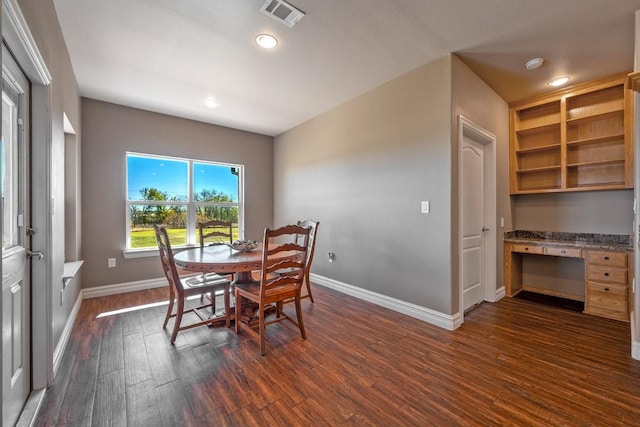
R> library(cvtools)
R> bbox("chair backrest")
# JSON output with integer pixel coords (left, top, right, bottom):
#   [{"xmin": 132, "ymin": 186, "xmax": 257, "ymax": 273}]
[
  {"xmin": 198, "ymin": 219, "xmax": 233, "ymax": 247},
  {"xmin": 153, "ymin": 224, "xmax": 184, "ymax": 295},
  {"xmin": 297, "ymin": 220, "xmax": 319, "ymax": 277},
  {"xmin": 258, "ymin": 224, "xmax": 310, "ymax": 303}
]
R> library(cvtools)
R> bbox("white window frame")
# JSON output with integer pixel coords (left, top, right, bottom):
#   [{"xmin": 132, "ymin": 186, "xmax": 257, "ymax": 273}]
[{"xmin": 123, "ymin": 152, "xmax": 244, "ymax": 258}]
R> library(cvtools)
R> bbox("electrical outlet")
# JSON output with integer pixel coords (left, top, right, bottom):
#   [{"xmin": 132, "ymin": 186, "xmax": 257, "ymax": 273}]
[
  {"xmin": 108, "ymin": 258, "xmax": 116, "ymax": 268},
  {"xmin": 421, "ymin": 201, "xmax": 430, "ymax": 214},
  {"xmin": 328, "ymin": 252, "xmax": 335, "ymax": 263}
]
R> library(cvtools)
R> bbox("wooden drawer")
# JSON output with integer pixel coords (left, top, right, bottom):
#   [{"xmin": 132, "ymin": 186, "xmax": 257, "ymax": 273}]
[
  {"xmin": 587, "ymin": 264, "xmax": 627, "ymax": 285},
  {"xmin": 511, "ymin": 244, "xmax": 544, "ymax": 255},
  {"xmin": 585, "ymin": 282, "xmax": 628, "ymax": 321},
  {"xmin": 586, "ymin": 250, "xmax": 627, "ymax": 268},
  {"xmin": 544, "ymin": 246, "xmax": 582, "ymax": 258}
]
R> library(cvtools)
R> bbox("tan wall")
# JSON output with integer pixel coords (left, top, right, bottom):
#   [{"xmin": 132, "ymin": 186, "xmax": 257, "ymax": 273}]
[
  {"xmin": 274, "ymin": 56, "xmax": 455, "ymax": 314},
  {"xmin": 451, "ymin": 55, "xmax": 510, "ymax": 307},
  {"xmin": 81, "ymin": 99, "xmax": 274, "ymax": 287}
]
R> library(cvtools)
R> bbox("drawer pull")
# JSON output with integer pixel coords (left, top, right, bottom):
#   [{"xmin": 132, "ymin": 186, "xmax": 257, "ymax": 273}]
[
  {"xmin": 604, "ymin": 256, "xmax": 610, "ymax": 260},
  {"xmin": 524, "ymin": 247, "xmax": 529, "ymax": 251},
  {"xmin": 604, "ymin": 272, "xmax": 610, "ymax": 277},
  {"xmin": 561, "ymin": 250, "xmax": 566, "ymax": 254},
  {"xmin": 604, "ymin": 287, "xmax": 610, "ymax": 292}
]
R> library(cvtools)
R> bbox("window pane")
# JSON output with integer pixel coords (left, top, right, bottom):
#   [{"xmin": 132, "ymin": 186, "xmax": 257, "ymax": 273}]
[
  {"xmin": 196, "ymin": 206, "xmax": 239, "ymax": 243},
  {"xmin": 129, "ymin": 204, "xmax": 187, "ymax": 248},
  {"xmin": 193, "ymin": 163, "xmax": 239, "ymax": 202},
  {"xmin": 127, "ymin": 155, "xmax": 188, "ymax": 201}
]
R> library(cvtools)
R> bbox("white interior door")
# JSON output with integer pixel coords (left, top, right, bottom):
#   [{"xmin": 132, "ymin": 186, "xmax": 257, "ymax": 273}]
[
  {"xmin": 2, "ymin": 44, "xmax": 31, "ymax": 427},
  {"xmin": 461, "ymin": 136, "xmax": 486, "ymax": 312}
]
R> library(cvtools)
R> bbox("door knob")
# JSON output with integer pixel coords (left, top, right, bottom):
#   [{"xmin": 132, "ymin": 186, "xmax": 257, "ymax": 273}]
[
  {"xmin": 27, "ymin": 250, "xmax": 44, "ymax": 260},
  {"xmin": 482, "ymin": 227, "xmax": 490, "ymax": 232}
]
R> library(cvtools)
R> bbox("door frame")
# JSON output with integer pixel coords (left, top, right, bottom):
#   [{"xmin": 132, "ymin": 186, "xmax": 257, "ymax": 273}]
[
  {"xmin": 457, "ymin": 116, "xmax": 496, "ymax": 321},
  {"xmin": 2, "ymin": 0, "xmax": 53, "ymax": 393}
]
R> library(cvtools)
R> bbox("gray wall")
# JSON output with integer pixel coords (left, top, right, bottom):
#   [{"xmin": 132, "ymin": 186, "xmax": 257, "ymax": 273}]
[
  {"xmin": 451, "ymin": 55, "xmax": 510, "ymax": 305},
  {"xmin": 18, "ymin": 0, "xmax": 82, "ymax": 350},
  {"xmin": 513, "ymin": 191, "xmax": 634, "ymax": 234},
  {"xmin": 81, "ymin": 99, "xmax": 274, "ymax": 287},
  {"xmin": 275, "ymin": 56, "xmax": 456, "ymax": 315}
]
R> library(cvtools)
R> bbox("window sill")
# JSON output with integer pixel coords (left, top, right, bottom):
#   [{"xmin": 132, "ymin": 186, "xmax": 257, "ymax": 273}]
[{"xmin": 122, "ymin": 245, "xmax": 198, "ymax": 259}]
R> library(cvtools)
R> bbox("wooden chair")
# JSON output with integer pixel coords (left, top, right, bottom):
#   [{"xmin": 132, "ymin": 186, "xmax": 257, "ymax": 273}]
[
  {"xmin": 198, "ymin": 219, "xmax": 234, "ymax": 246},
  {"xmin": 234, "ymin": 224, "xmax": 310, "ymax": 355},
  {"xmin": 296, "ymin": 220, "xmax": 319, "ymax": 302},
  {"xmin": 280, "ymin": 220, "xmax": 319, "ymax": 303},
  {"xmin": 154, "ymin": 224, "xmax": 231, "ymax": 344},
  {"xmin": 194, "ymin": 219, "xmax": 235, "ymax": 306}
]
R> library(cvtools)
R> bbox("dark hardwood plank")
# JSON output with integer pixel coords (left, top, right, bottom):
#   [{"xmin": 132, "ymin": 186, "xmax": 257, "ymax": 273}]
[
  {"xmin": 92, "ymin": 369, "xmax": 126, "ymax": 427},
  {"xmin": 35, "ymin": 285, "xmax": 640, "ymax": 426},
  {"xmin": 126, "ymin": 379, "xmax": 162, "ymax": 427}
]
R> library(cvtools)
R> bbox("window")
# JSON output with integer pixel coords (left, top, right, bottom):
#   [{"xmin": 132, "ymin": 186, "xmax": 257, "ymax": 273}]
[{"xmin": 126, "ymin": 152, "xmax": 242, "ymax": 250}]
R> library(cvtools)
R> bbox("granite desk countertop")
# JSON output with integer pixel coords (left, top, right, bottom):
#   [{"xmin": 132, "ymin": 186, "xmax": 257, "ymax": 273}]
[{"xmin": 504, "ymin": 230, "xmax": 633, "ymax": 252}]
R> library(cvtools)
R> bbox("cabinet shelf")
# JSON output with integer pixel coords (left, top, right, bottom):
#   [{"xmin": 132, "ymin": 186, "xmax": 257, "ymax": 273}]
[
  {"xmin": 515, "ymin": 143, "xmax": 560, "ymax": 154},
  {"xmin": 566, "ymin": 133, "xmax": 624, "ymax": 146},
  {"xmin": 565, "ymin": 109, "xmax": 623, "ymax": 127},
  {"xmin": 509, "ymin": 73, "xmax": 632, "ymax": 194},
  {"xmin": 516, "ymin": 165, "xmax": 561, "ymax": 174},
  {"xmin": 516, "ymin": 122, "xmax": 560, "ymax": 135},
  {"xmin": 567, "ymin": 158, "xmax": 624, "ymax": 168}
]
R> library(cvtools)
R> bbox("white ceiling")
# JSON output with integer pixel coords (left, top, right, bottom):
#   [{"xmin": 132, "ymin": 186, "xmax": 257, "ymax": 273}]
[{"xmin": 53, "ymin": 0, "xmax": 640, "ymax": 136}]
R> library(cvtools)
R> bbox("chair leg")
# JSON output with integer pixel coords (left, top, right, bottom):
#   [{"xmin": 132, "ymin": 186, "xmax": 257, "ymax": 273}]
[
  {"xmin": 305, "ymin": 272, "xmax": 314, "ymax": 303},
  {"xmin": 234, "ymin": 288, "xmax": 242, "ymax": 334},
  {"xmin": 259, "ymin": 303, "xmax": 266, "ymax": 356},
  {"xmin": 295, "ymin": 296, "xmax": 306, "ymax": 340},
  {"xmin": 210, "ymin": 290, "xmax": 217, "ymax": 315},
  {"xmin": 163, "ymin": 295, "xmax": 174, "ymax": 329},
  {"xmin": 170, "ymin": 298, "xmax": 185, "ymax": 344},
  {"xmin": 224, "ymin": 284, "xmax": 230, "ymax": 328}
]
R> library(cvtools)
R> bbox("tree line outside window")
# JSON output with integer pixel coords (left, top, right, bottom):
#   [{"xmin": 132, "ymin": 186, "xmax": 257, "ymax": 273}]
[{"xmin": 126, "ymin": 153, "xmax": 242, "ymax": 249}]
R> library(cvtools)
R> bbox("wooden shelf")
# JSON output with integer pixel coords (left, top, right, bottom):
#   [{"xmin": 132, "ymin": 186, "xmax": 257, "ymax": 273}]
[
  {"xmin": 566, "ymin": 109, "xmax": 623, "ymax": 127},
  {"xmin": 566, "ymin": 133, "xmax": 624, "ymax": 146},
  {"xmin": 567, "ymin": 158, "xmax": 624, "ymax": 168},
  {"xmin": 516, "ymin": 165, "xmax": 561, "ymax": 174},
  {"xmin": 516, "ymin": 122, "xmax": 560, "ymax": 135},
  {"xmin": 516, "ymin": 143, "xmax": 561, "ymax": 154},
  {"xmin": 509, "ymin": 73, "xmax": 633, "ymax": 195}
]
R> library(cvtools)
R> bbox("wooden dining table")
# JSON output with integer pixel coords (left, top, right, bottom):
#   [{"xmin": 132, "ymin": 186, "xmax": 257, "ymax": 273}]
[{"xmin": 173, "ymin": 243, "xmax": 297, "ymax": 324}]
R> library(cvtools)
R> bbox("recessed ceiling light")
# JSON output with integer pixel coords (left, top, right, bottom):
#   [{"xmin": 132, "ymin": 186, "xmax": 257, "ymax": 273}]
[
  {"xmin": 256, "ymin": 33, "xmax": 278, "ymax": 49},
  {"xmin": 525, "ymin": 57, "xmax": 544, "ymax": 70},
  {"xmin": 204, "ymin": 97, "xmax": 219, "ymax": 108},
  {"xmin": 548, "ymin": 77, "xmax": 570, "ymax": 87}
]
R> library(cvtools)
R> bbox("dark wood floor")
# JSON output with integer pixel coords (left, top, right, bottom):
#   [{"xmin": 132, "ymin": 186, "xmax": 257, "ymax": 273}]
[{"xmin": 34, "ymin": 284, "xmax": 640, "ymax": 426}]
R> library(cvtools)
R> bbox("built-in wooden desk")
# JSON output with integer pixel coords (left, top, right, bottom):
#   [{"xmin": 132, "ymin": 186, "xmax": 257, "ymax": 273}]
[{"xmin": 504, "ymin": 231, "xmax": 633, "ymax": 322}]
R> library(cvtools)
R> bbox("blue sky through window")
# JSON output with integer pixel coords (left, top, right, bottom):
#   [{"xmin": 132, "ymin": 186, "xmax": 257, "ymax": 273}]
[{"xmin": 127, "ymin": 155, "xmax": 239, "ymax": 201}]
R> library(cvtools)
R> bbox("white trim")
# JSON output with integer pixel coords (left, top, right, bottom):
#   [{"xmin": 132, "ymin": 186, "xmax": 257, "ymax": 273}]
[
  {"xmin": 2, "ymin": 0, "xmax": 52, "ymax": 84},
  {"xmin": 52, "ymin": 292, "xmax": 82, "ymax": 375},
  {"xmin": 457, "ymin": 115, "xmax": 497, "ymax": 322},
  {"xmin": 310, "ymin": 273, "xmax": 461, "ymax": 330},
  {"xmin": 2, "ymin": 0, "xmax": 54, "ymax": 392},
  {"xmin": 632, "ymin": 340, "xmax": 640, "ymax": 361},
  {"xmin": 83, "ymin": 277, "xmax": 167, "ymax": 299},
  {"xmin": 495, "ymin": 285, "xmax": 506, "ymax": 301}
]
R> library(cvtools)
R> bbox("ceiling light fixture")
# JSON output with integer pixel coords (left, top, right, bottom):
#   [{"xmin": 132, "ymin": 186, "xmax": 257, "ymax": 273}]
[
  {"xmin": 548, "ymin": 76, "xmax": 570, "ymax": 87},
  {"xmin": 204, "ymin": 97, "xmax": 219, "ymax": 108},
  {"xmin": 256, "ymin": 34, "xmax": 278, "ymax": 49},
  {"xmin": 525, "ymin": 57, "xmax": 544, "ymax": 70}
]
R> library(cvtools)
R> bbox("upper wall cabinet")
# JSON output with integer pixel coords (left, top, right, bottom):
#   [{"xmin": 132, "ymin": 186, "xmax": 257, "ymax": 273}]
[{"xmin": 509, "ymin": 73, "xmax": 633, "ymax": 194}]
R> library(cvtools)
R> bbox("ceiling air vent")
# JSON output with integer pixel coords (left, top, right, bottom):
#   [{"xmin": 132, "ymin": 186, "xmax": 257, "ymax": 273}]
[{"xmin": 260, "ymin": 0, "xmax": 305, "ymax": 28}]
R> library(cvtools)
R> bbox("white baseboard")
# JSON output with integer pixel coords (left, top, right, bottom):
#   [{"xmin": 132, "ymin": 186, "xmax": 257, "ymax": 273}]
[
  {"xmin": 82, "ymin": 277, "xmax": 166, "ymax": 299},
  {"xmin": 632, "ymin": 340, "xmax": 640, "ymax": 361},
  {"xmin": 53, "ymin": 292, "xmax": 82, "ymax": 376},
  {"xmin": 495, "ymin": 285, "xmax": 505, "ymax": 301},
  {"xmin": 310, "ymin": 273, "xmax": 460, "ymax": 330}
]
